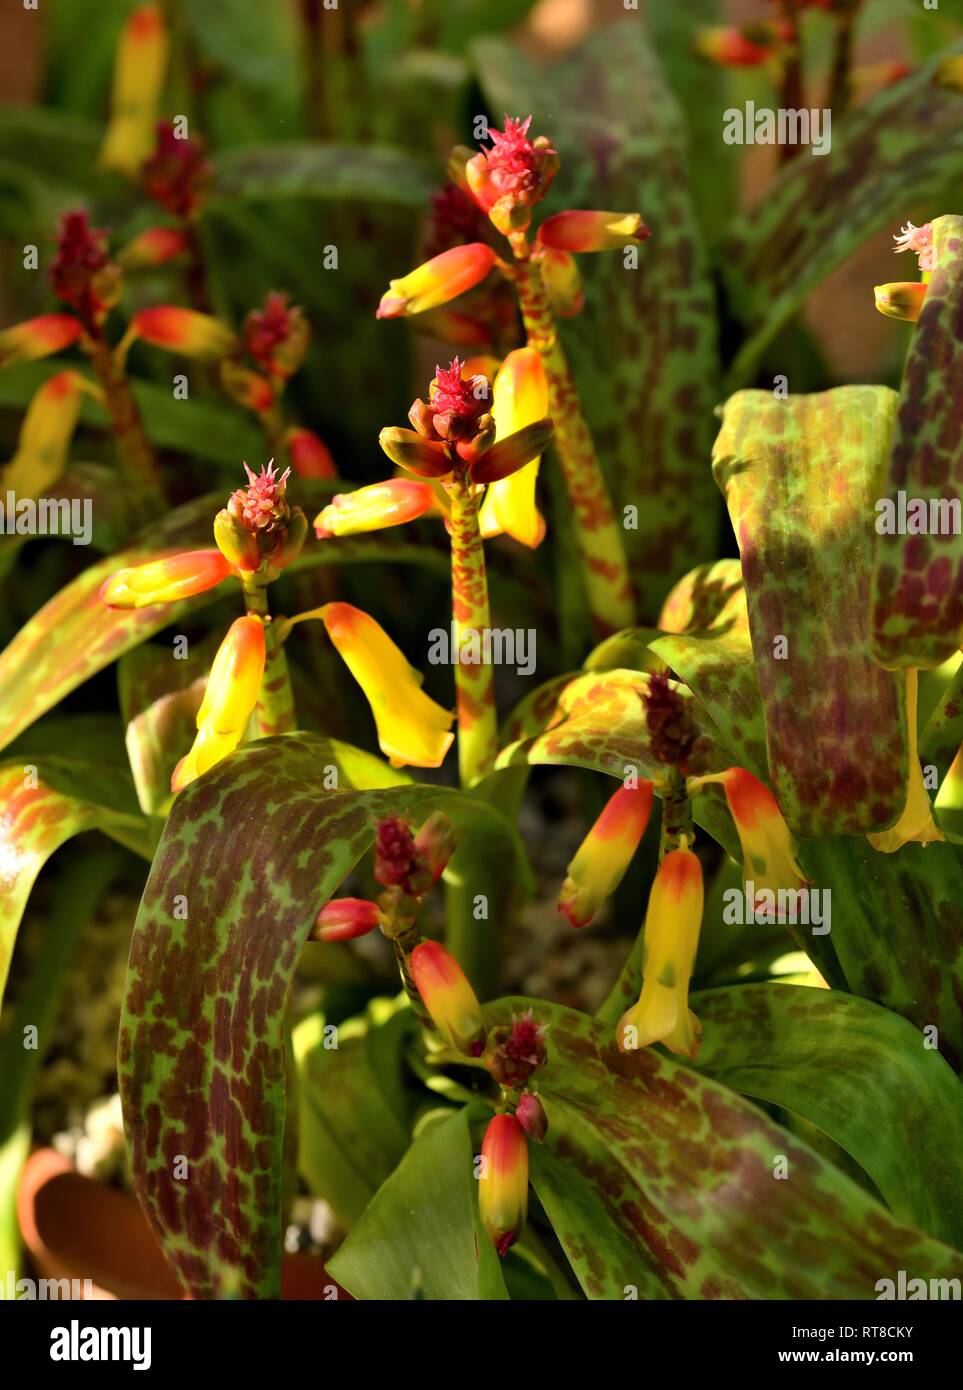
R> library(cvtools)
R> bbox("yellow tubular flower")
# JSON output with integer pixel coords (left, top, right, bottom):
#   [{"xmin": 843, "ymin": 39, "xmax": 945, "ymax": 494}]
[
  {"xmin": 376, "ymin": 244, "xmax": 496, "ymax": 318},
  {"xmin": 410, "ymin": 941, "xmax": 485, "ymax": 1054},
  {"xmin": 127, "ymin": 307, "xmax": 238, "ymax": 360},
  {"xmin": 617, "ymin": 848, "xmax": 704, "ymax": 1059},
  {"xmin": 320, "ymin": 602, "xmax": 454, "ymax": 769},
  {"xmin": 479, "ymin": 348, "xmax": 549, "ymax": 548},
  {"xmin": 171, "ymin": 616, "xmax": 265, "ymax": 792},
  {"xmin": 868, "ymin": 670, "xmax": 944, "ymax": 852},
  {"xmin": 99, "ymin": 5, "xmax": 170, "ymax": 176},
  {"xmin": 4, "ymin": 371, "xmax": 85, "ymax": 497},
  {"xmin": 479, "ymin": 1114, "xmax": 529, "ymax": 1257},
  {"xmin": 558, "ymin": 781, "xmax": 654, "ymax": 928},
  {"xmin": 0, "ymin": 314, "xmax": 82, "ymax": 367},
  {"xmin": 874, "ymin": 282, "xmax": 927, "ymax": 322},
  {"xmin": 314, "ymin": 479, "xmax": 439, "ymax": 538}
]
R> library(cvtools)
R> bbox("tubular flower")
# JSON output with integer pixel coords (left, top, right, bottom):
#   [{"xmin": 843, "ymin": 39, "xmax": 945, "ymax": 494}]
[
  {"xmin": 312, "ymin": 898, "xmax": 381, "ymax": 943},
  {"xmin": 376, "ymin": 244, "xmax": 496, "ymax": 319},
  {"xmin": 465, "ymin": 116, "xmax": 558, "ymax": 236},
  {"xmin": 558, "ymin": 781, "xmax": 654, "ymax": 928},
  {"xmin": 868, "ymin": 670, "xmax": 944, "ymax": 853},
  {"xmin": 617, "ymin": 848, "xmax": 705, "ymax": 1060},
  {"xmin": 99, "ymin": 4, "xmax": 170, "ymax": 177},
  {"xmin": 893, "ymin": 221, "xmax": 935, "ymax": 273},
  {"xmin": 874, "ymin": 282, "xmax": 927, "ymax": 322},
  {"xmin": 538, "ymin": 248, "xmax": 584, "ymax": 319},
  {"xmin": 4, "ymin": 371, "xmax": 86, "ymax": 497},
  {"xmin": 537, "ymin": 210, "xmax": 650, "ymax": 253},
  {"xmin": 100, "ymin": 548, "xmax": 232, "ymax": 609},
  {"xmin": 219, "ymin": 361, "xmax": 275, "ymax": 414},
  {"xmin": 479, "ymin": 1114, "xmax": 529, "ymax": 1257},
  {"xmin": 693, "ymin": 767, "xmax": 807, "ymax": 906},
  {"xmin": 128, "ymin": 306, "xmax": 238, "ymax": 359},
  {"xmin": 409, "ymin": 940, "xmax": 485, "ymax": 1054},
  {"xmin": 171, "ymin": 616, "xmax": 265, "ymax": 792},
  {"xmin": 479, "ymin": 348, "xmax": 549, "ymax": 549},
  {"xmin": 314, "ymin": 479, "xmax": 439, "ymax": 539},
  {"xmin": 116, "ymin": 225, "xmax": 189, "ymax": 270},
  {"xmin": 141, "ymin": 121, "xmax": 212, "ymax": 217},
  {"xmin": 319, "ymin": 602, "xmax": 454, "ymax": 769},
  {"xmin": 0, "ymin": 314, "xmax": 83, "ymax": 367},
  {"xmin": 285, "ymin": 427, "xmax": 338, "ymax": 479}
]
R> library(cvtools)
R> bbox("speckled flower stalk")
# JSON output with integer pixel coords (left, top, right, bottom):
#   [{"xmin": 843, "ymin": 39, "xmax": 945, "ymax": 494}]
[
  {"xmin": 446, "ymin": 478, "xmax": 498, "ymax": 787},
  {"xmin": 510, "ymin": 251, "xmax": 634, "ymax": 637}
]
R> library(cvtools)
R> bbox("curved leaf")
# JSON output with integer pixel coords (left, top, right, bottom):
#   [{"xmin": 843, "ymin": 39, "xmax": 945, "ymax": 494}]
[
  {"xmin": 209, "ymin": 144, "xmax": 438, "ymax": 208},
  {"xmin": 872, "ymin": 214, "xmax": 963, "ymax": 669},
  {"xmin": 118, "ymin": 733, "xmax": 528, "ymax": 1298},
  {"xmin": 690, "ymin": 983, "xmax": 963, "ymax": 1249},
  {"xmin": 485, "ymin": 997, "xmax": 963, "ymax": 1299},
  {"xmin": 714, "ymin": 387, "xmax": 908, "ymax": 836}
]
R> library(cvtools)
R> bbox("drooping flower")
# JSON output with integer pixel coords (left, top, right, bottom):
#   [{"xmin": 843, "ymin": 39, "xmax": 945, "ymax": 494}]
[
  {"xmin": 479, "ymin": 348, "xmax": 549, "ymax": 549},
  {"xmin": 690, "ymin": 767, "xmax": 807, "ymax": 908},
  {"xmin": 868, "ymin": 670, "xmax": 944, "ymax": 853},
  {"xmin": 4, "ymin": 371, "xmax": 87, "ymax": 498},
  {"xmin": 537, "ymin": 210, "xmax": 649, "ymax": 253},
  {"xmin": 314, "ymin": 479, "xmax": 439, "ymax": 539},
  {"xmin": 116, "ymin": 225, "xmax": 189, "ymax": 270},
  {"xmin": 312, "ymin": 898, "xmax": 381, "ymax": 943},
  {"xmin": 100, "ymin": 548, "xmax": 232, "ymax": 608},
  {"xmin": 319, "ymin": 602, "xmax": 455, "ymax": 768},
  {"xmin": 479, "ymin": 1113, "xmax": 529, "ymax": 1257},
  {"xmin": 617, "ymin": 847, "xmax": 704, "ymax": 1059},
  {"xmin": 171, "ymin": 615, "xmax": 265, "ymax": 791},
  {"xmin": 285, "ymin": 427, "xmax": 338, "ymax": 479},
  {"xmin": 874, "ymin": 282, "xmax": 927, "ymax": 322},
  {"xmin": 127, "ymin": 306, "xmax": 237, "ymax": 359},
  {"xmin": 893, "ymin": 221, "xmax": 935, "ymax": 272},
  {"xmin": 0, "ymin": 314, "xmax": 83, "ymax": 367},
  {"xmin": 141, "ymin": 120, "xmax": 212, "ymax": 217},
  {"xmin": 99, "ymin": 4, "xmax": 170, "ymax": 176},
  {"xmin": 410, "ymin": 940, "xmax": 485, "ymax": 1054},
  {"xmin": 376, "ymin": 244, "xmax": 496, "ymax": 319},
  {"xmin": 558, "ymin": 781, "xmax": 654, "ymax": 928}
]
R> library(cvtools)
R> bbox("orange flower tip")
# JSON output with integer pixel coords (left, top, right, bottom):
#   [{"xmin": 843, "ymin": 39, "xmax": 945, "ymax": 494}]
[
  {"xmin": 117, "ymin": 225, "xmax": 188, "ymax": 270},
  {"xmin": 515, "ymin": 1091, "xmax": 547, "ymax": 1143},
  {"xmin": 537, "ymin": 210, "xmax": 650, "ymax": 253},
  {"xmin": 312, "ymin": 898, "xmax": 381, "ymax": 943},
  {"xmin": 874, "ymin": 282, "xmax": 926, "ymax": 322},
  {"xmin": 471, "ymin": 418, "xmax": 553, "ymax": 484},
  {"xmin": 0, "ymin": 313, "xmax": 84, "ymax": 366},
  {"xmin": 130, "ymin": 306, "xmax": 237, "ymax": 359},
  {"xmin": 286, "ymin": 428, "xmax": 337, "ymax": 479}
]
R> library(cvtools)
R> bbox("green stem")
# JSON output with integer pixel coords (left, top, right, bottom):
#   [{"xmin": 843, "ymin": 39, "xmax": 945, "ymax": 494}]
[
  {"xmin": 446, "ymin": 477, "xmax": 497, "ymax": 788},
  {"xmin": 242, "ymin": 579, "xmax": 297, "ymax": 736},
  {"xmin": 510, "ymin": 252, "xmax": 635, "ymax": 638},
  {"xmin": 85, "ymin": 330, "xmax": 162, "ymax": 498}
]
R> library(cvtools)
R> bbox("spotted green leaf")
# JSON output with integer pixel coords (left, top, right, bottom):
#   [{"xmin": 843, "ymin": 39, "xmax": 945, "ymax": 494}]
[
  {"xmin": 485, "ymin": 997, "xmax": 963, "ymax": 1299},
  {"xmin": 714, "ymin": 387, "xmax": 909, "ymax": 836},
  {"xmin": 872, "ymin": 215, "xmax": 963, "ymax": 669}
]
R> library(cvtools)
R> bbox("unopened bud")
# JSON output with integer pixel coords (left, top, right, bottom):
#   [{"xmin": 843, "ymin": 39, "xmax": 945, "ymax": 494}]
[{"xmin": 515, "ymin": 1091, "xmax": 547, "ymax": 1143}]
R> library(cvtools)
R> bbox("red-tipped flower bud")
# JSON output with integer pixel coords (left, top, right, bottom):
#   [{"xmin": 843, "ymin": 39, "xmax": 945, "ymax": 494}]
[
  {"xmin": 479, "ymin": 1113, "xmax": 529, "ymax": 1257},
  {"xmin": 312, "ymin": 898, "xmax": 381, "ymax": 942},
  {"xmin": 410, "ymin": 940, "xmax": 485, "ymax": 1055}
]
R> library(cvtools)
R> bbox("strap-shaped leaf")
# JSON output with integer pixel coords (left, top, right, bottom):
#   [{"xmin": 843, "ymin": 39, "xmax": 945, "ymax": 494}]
[
  {"xmin": 690, "ymin": 984, "xmax": 963, "ymax": 1249},
  {"xmin": 723, "ymin": 46, "xmax": 963, "ymax": 383},
  {"xmin": 118, "ymin": 733, "xmax": 528, "ymax": 1298},
  {"xmin": 0, "ymin": 757, "xmax": 147, "ymax": 1006},
  {"xmin": 486, "ymin": 997, "xmax": 963, "ymax": 1299},
  {"xmin": 714, "ymin": 387, "xmax": 908, "ymax": 836},
  {"xmin": 474, "ymin": 19, "xmax": 721, "ymax": 617},
  {"xmin": 872, "ymin": 215, "xmax": 963, "ymax": 669}
]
